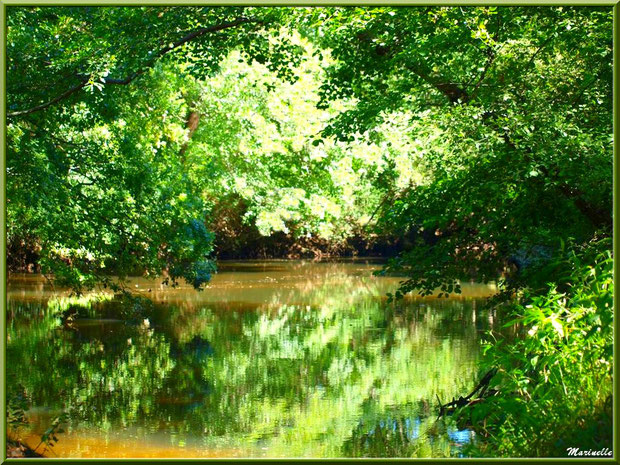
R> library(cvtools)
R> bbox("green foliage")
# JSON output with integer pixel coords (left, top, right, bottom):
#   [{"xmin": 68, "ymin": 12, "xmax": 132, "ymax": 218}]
[
  {"xmin": 8, "ymin": 45, "xmax": 217, "ymax": 292},
  {"xmin": 7, "ymin": 6, "xmax": 612, "ymax": 291},
  {"xmin": 307, "ymin": 6, "xmax": 612, "ymax": 296},
  {"xmin": 8, "ymin": 388, "xmax": 29, "ymax": 430},
  {"xmin": 459, "ymin": 239, "xmax": 613, "ymax": 456},
  {"xmin": 295, "ymin": 8, "xmax": 613, "ymax": 457},
  {"xmin": 7, "ymin": 7, "xmax": 283, "ymax": 115},
  {"xmin": 6, "ymin": 7, "xmax": 300, "ymax": 292},
  {"xmin": 182, "ymin": 40, "xmax": 423, "ymax": 244},
  {"xmin": 5, "ymin": 7, "xmax": 613, "ymax": 458},
  {"xmin": 7, "ymin": 6, "xmax": 427, "ymax": 287},
  {"xmin": 35, "ymin": 411, "xmax": 70, "ymax": 455}
]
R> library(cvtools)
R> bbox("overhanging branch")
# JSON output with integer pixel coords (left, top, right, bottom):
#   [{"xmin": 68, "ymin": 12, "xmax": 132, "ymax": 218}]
[
  {"xmin": 7, "ymin": 81, "xmax": 89, "ymax": 117},
  {"xmin": 405, "ymin": 63, "xmax": 470, "ymax": 104},
  {"xmin": 7, "ymin": 17, "xmax": 260, "ymax": 118}
]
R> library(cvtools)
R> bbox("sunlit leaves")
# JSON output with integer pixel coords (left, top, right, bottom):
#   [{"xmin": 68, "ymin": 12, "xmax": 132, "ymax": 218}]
[{"xmin": 465, "ymin": 240, "xmax": 613, "ymax": 456}]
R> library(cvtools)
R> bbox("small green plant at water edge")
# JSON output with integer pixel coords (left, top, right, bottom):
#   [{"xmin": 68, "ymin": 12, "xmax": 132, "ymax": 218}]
[
  {"xmin": 458, "ymin": 239, "xmax": 613, "ymax": 457},
  {"xmin": 48, "ymin": 292, "xmax": 157, "ymax": 324}
]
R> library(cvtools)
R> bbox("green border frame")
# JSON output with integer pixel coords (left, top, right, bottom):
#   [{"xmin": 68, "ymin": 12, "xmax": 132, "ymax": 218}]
[
  {"xmin": 0, "ymin": 1, "xmax": 616, "ymax": 4},
  {"xmin": 0, "ymin": 2, "xmax": 617, "ymax": 464}
]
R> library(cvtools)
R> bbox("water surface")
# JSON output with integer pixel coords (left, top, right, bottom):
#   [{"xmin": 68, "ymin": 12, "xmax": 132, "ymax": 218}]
[{"xmin": 7, "ymin": 260, "xmax": 500, "ymax": 458}]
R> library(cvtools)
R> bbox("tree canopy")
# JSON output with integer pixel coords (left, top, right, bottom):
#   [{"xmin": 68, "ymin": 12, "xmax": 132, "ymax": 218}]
[
  {"xmin": 307, "ymin": 6, "xmax": 612, "ymax": 296},
  {"xmin": 7, "ymin": 6, "xmax": 612, "ymax": 296},
  {"xmin": 5, "ymin": 6, "xmax": 614, "ymax": 458},
  {"xmin": 8, "ymin": 6, "xmax": 288, "ymax": 291}
]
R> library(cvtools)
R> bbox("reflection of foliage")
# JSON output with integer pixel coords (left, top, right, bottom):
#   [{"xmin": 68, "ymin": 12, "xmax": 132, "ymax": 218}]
[
  {"xmin": 8, "ymin": 274, "xmax": 498, "ymax": 457},
  {"xmin": 7, "ymin": 386, "xmax": 71, "ymax": 458},
  {"xmin": 7, "ymin": 299, "xmax": 174, "ymax": 430},
  {"xmin": 47, "ymin": 294, "xmax": 113, "ymax": 312}
]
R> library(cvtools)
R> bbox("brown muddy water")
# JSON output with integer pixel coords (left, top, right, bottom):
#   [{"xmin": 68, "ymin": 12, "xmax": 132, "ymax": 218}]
[{"xmin": 7, "ymin": 259, "xmax": 500, "ymax": 458}]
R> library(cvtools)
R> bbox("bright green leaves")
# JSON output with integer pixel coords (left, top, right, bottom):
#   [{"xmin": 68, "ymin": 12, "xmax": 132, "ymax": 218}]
[
  {"xmin": 180, "ymin": 39, "xmax": 420, "ymax": 245},
  {"xmin": 308, "ymin": 6, "xmax": 612, "ymax": 298},
  {"xmin": 7, "ymin": 6, "xmax": 272, "ymax": 117},
  {"xmin": 7, "ymin": 58, "xmax": 216, "ymax": 293},
  {"xmin": 463, "ymin": 239, "xmax": 613, "ymax": 456}
]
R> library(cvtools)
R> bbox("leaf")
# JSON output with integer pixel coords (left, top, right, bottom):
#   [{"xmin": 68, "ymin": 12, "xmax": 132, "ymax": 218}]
[{"xmin": 549, "ymin": 316, "xmax": 564, "ymax": 338}]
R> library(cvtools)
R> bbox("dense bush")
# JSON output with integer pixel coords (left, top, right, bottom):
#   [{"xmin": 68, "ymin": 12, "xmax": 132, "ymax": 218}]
[{"xmin": 460, "ymin": 238, "xmax": 613, "ymax": 456}]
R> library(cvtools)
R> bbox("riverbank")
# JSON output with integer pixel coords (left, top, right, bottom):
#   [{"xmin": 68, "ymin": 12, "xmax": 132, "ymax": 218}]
[{"xmin": 7, "ymin": 434, "xmax": 42, "ymax": 458}]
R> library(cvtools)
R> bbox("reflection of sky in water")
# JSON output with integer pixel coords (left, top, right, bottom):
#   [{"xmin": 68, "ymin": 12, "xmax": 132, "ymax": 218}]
[
  {"xmin": 448, "ymin": 427, "xmax": 474, "ymax": 445},
  {"xmin": 365, "ymin": 415, "xmax": 472, "ymax": 446},
  {"xmin": 404, "ymin": 417, "xmax": 420, "ymax": 440}
]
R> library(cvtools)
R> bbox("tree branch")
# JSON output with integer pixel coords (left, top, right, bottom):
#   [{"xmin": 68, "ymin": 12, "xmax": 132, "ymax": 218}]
[
  {"xmin": 406, "ymin": 63, "xmax": 470, "ymax": 104},
  {"xmin": 7, "ymin": 17, "xmax": 260, "ymax": 118},
  {"xmin": 8, "ymin": 81, "xmax": 89, "ymax": 117},
  {"xmin": 178, "ymin": 110, "xmax": 201, "ymax": 161},
  {"xmin": 406, "ymin": 55, "xmax": 610, "ymax": 230},
  {"xmin": 470, "ymin": 47, "xmax": 498, "ymax": 100}
]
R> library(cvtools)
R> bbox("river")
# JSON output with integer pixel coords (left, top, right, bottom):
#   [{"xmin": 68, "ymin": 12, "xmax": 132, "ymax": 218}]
[{"xmin": 7, "ymin": 259, "xmax": 500, "ymax": 458}]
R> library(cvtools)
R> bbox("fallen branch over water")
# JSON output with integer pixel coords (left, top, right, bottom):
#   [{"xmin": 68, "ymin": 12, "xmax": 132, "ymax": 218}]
[{"xmin": 437, "ymin": 368, "xmax": 498, "ymax": 418}]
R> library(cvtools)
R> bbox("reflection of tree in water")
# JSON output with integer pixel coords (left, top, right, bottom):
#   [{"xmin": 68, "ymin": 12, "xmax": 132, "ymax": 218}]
[{"xmin": 7, "ymin": 281, "xmax": 501, "ymax": 456}]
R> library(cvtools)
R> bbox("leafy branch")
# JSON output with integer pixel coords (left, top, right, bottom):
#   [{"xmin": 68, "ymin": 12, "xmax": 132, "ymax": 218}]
[{"xmin": 7, "ymin": 17, "xmax": 261, "ymax": 118}]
